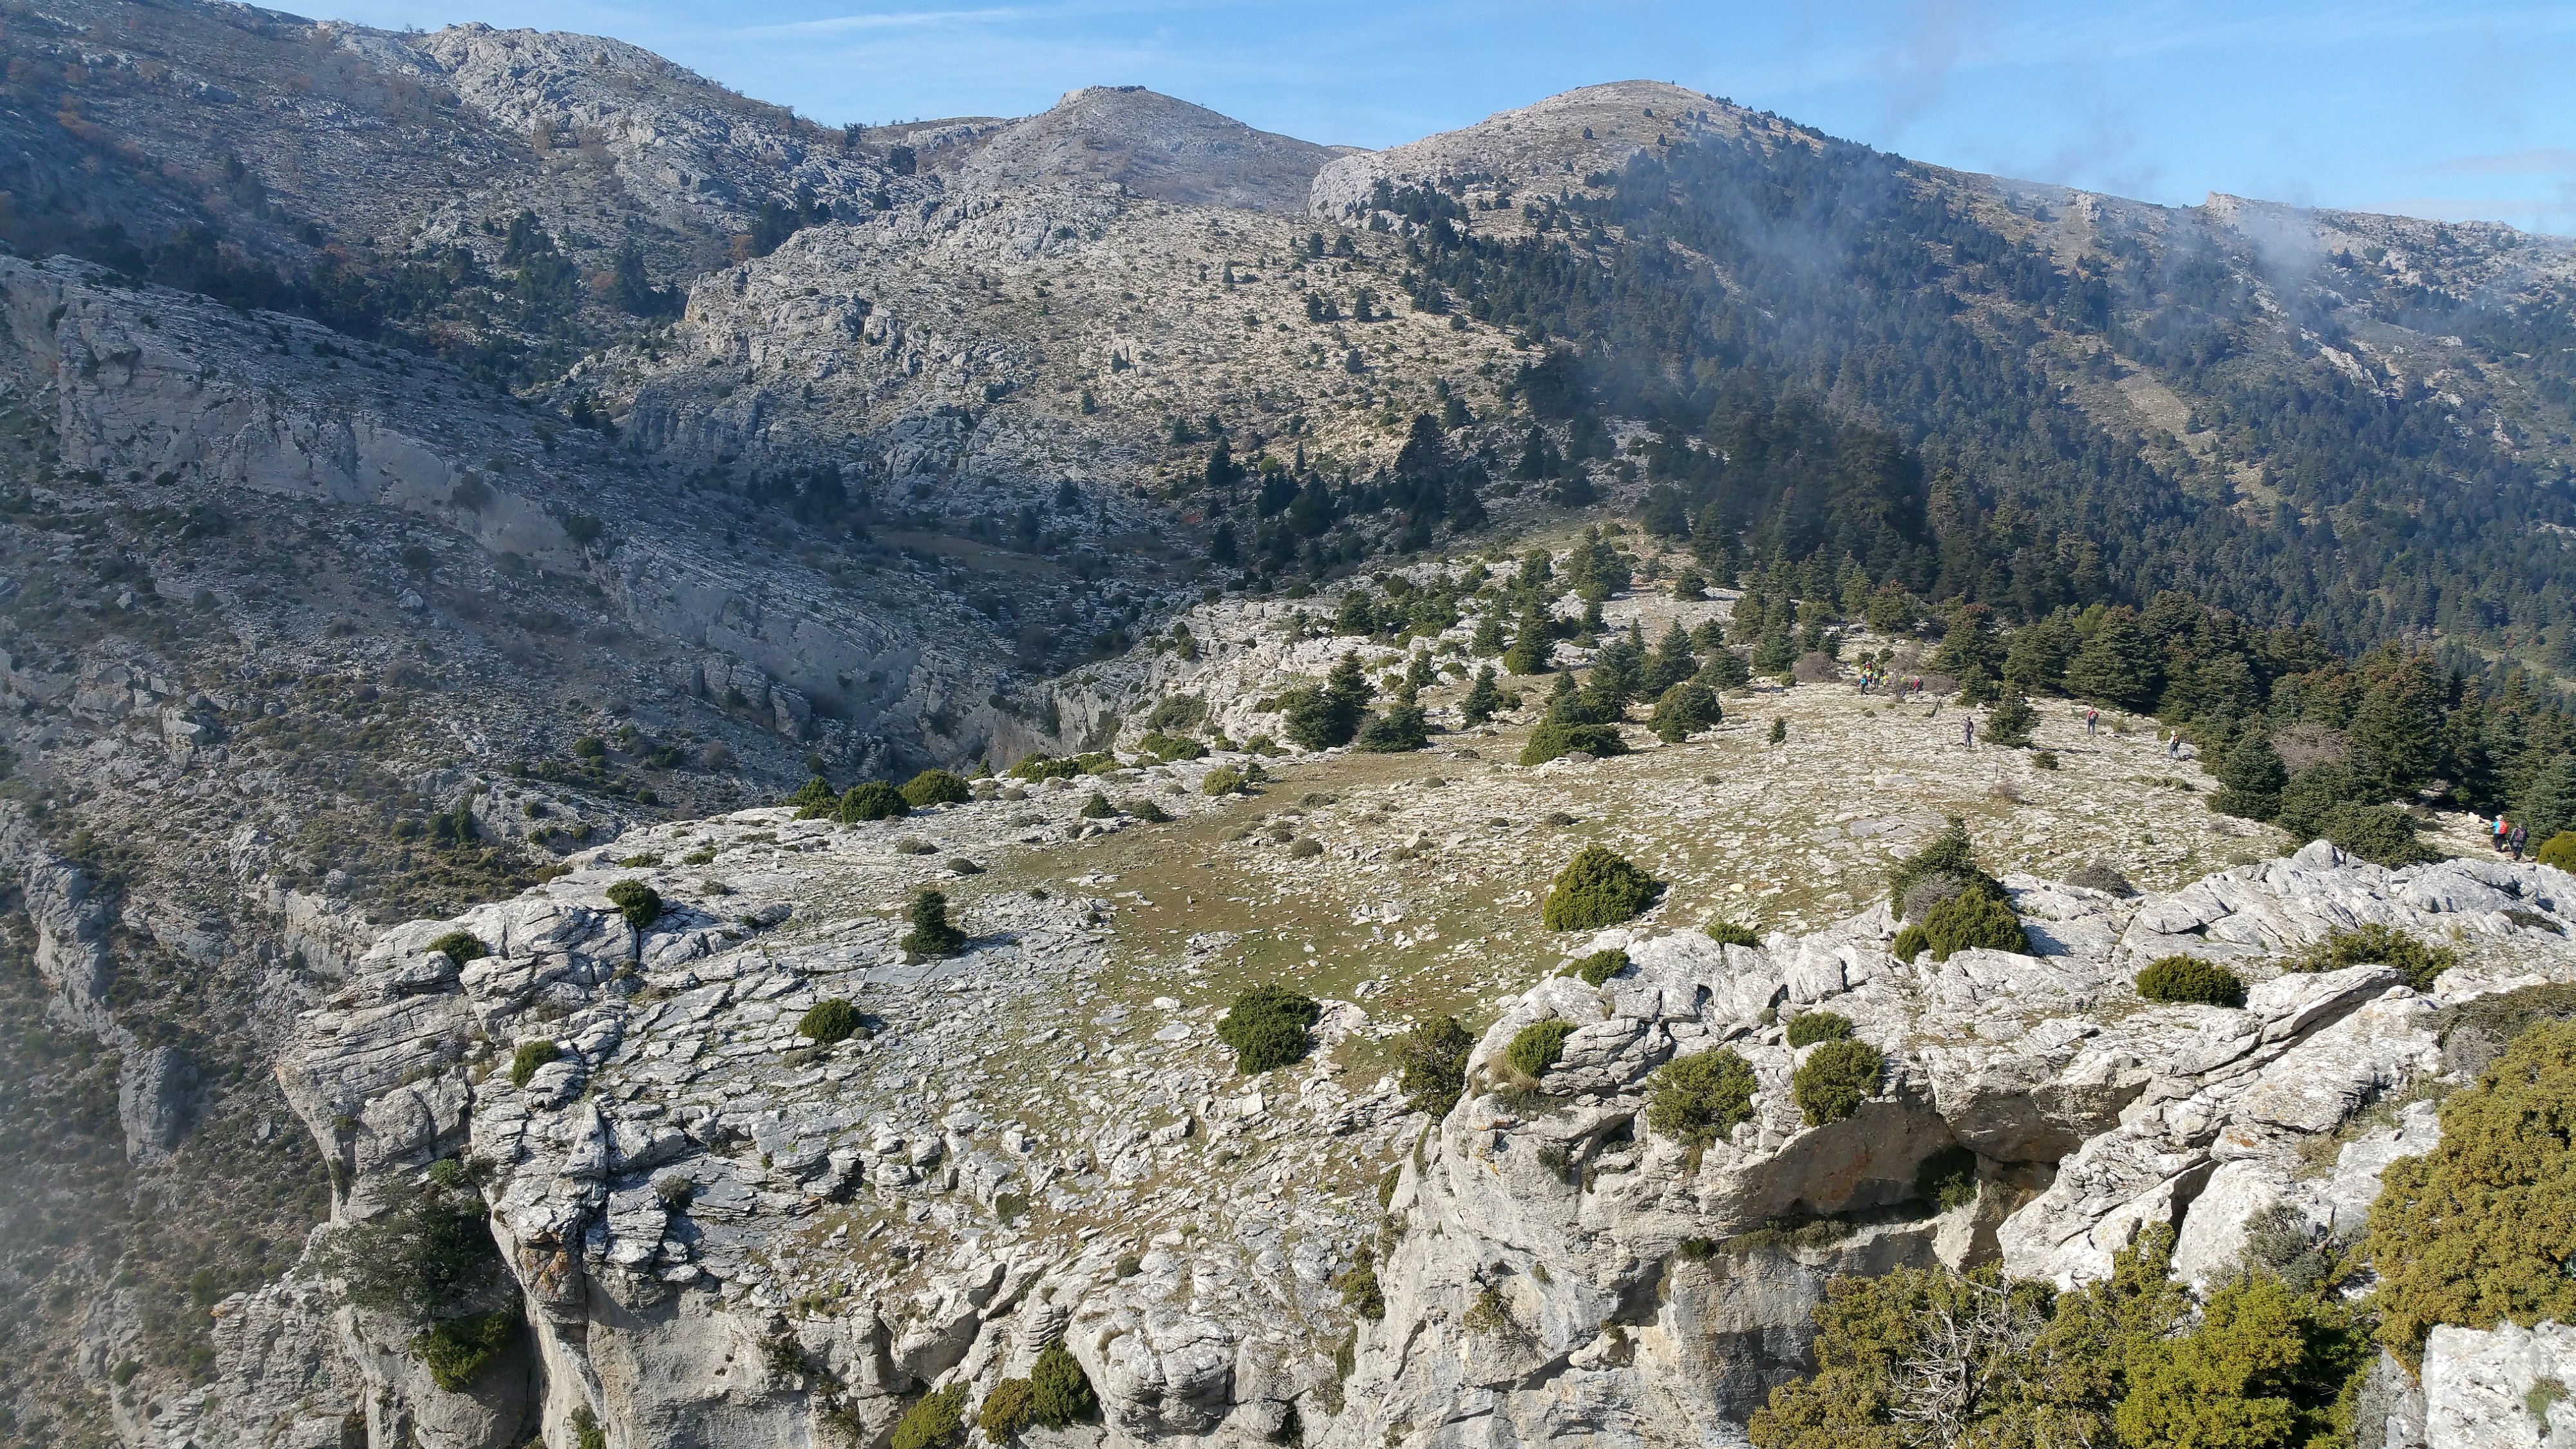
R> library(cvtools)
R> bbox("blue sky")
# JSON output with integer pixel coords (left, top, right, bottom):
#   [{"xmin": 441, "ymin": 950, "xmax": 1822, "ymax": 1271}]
[{"xmin": 325, "ymin": 1, "xmax": 2576, "ymax": 233}]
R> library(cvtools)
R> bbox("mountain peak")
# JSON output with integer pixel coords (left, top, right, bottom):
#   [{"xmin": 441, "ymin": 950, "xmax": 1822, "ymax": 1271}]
[{"xmin": 949, "ymin": 84, "xmax": 1340, "ymax": 213}]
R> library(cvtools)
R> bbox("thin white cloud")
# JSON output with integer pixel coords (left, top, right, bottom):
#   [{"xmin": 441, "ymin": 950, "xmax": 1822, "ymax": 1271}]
[{"xmin": 2428, "ymin": 149, "xmax": 2576, "ymax": 176}]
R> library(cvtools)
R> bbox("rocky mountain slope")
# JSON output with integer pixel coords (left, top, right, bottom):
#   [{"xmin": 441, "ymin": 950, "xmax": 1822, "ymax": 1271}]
[
  {"xmin": 161, "ymin": 658, "xmax": 2576, "ymax": 1448},
  {"xmin": 1, "ymin": 3, "xmax": 2574, "ymax": 1445}
]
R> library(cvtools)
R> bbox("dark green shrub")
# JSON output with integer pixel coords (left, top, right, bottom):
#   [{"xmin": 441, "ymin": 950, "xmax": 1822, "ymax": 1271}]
[
  {"xmin": 1649, "ymin": 681, "xmax": 1721, "ymax": 742},
  {"xmin": 2134, "ymin": 956, "xmax": 2248, "ymax": 1007},
  {"xmin": 798, "ymin": 998, "xmax": 862, "ymax": 1045},
  {"xmin": 1541, "ymin": 846, "xmax": 1663, "ymax": 930},
  {"xmin": 601, "ymin": 881, "xmax": 663, "ymax": 933},
  {"xmin": 1028, "ymin": 1341, "xmax": 1096, "ymax": 1427},
  {"xmin": 2322, "ymin": 803, "xmax": 2434, "ymax": 867},
  {"xmin": 2365, "ymin": 1019, "xmax": 2576, "ymax": 1367},
  {"xmin": 509, "ymin": 1039, "xmax": 560, "ymax": 1088},
  {"xmin": 900, "ymin": 889, "xmax": 966, "ymax": 956},
  {"xmin": 323, "ymin": 1162, "xmax": 501, "ymax": 1324},
  {"xmin": 1785, "ymin": 1011, "xmax": 1853, "ymax": 1048},
  {"xmin": 410, "ymin": 1311, "xmax": 519, "ymax": 1391},
  {"xmin": 1079, "ymin": 790, "xmax": 1117, "ymax": 819},
  {"xmin": 1356, "ymin": 703, "xmax": 1428, "ymax": 752},
  {"xmin": 1506, "ymin": 1019, "xmax": 1576, "ymax": 1077},
  {"xmin": 789, "ymin": 777, "xmax": 837, "ymax": 817},
  {"xmin": 1575, "ymin": 949, "xmax": 1631, "ymax": 985},
  {"xmin": 1136, "ymin": 731, "xmax": 1208, "ymax": 761},
  {"xmin": 1768, "ymin": 716, "xmax": 1787, "ymax": 744},
  {"xmin": 839, "ymin": 781, "xmax": 911, "ymax": 822},
  {"xmin": 2211, "ymin": 733, "xmax": 2287, "ymax": 821},
  {"xmin": 1460, "ymin": 666, "xmax": 1503, "ymax": 725},
  {"xmin": 1887, "ymin": 817, "xmax": 2005, "ymax": 914},
  {"xmin": 1336, "ymin": 1246, "xmax": 1386, "ymax": 1320},
  {"xmin": 571, "ymin": 1406, "xmax": 607, "ymax": 1449},
  {"xmin": 2273, "ymin": 760, "xmax": 2371, "ymax": 841},
  {"xmin": 1645, "ymin": 1048, "xmax": 1758, "ymax": 1147},
  {"xmin": 1519, "ymin": 721, "xmax": 1626, "ymax": 764},
  {"xmin": 1126, "ymin": 799, "xmax": 1171, "ymax": 822},
  {"xmin": 1919, "ymin": 889, "xmax": 2027, "ymax": 960},
  {"xmin": 1890, "ymin": 923, "xmax": 1929, "ymax": 962},
  {"xmin": 1706, "ymin": 920, "xmax": 1760, "ymax": 948},
  {"xmin": 1008, "ymin": 753, "xmax": 1082, "ymax": 782},
  {"xmin": 2540, "ymin": 831, "xmax": 2576, "ymax": 871},
  {"xmin": 1400, "ymin": 1016, "xmax": 1475, "ymax": 1117},
  {"xmin": 1146, "ymin": 694, "xmax": 1208, "ymax": 732},
  {"xmin": 2288, "ymin": 923, "xmax": 2455, "ymax": 992},
  {"xmin": 900, "ymin": 769, "xmax": 972, "ymax": 807},
  {"xmin": 429, "ymin": 931, "xmax": 488, "ymax": 963},
  {"xmin": 892, "ymin": 1383, "xmax": 969, "ymax": 1449},
  {"xmin": 1792, "ymin": 1039, "xmax": 1883, "ymax": 1126},
  {"xmin": 1202, "ymin": 764, "xmax": 1245, "ymax": 795},
  {"xmin": 979, "ymin": 1378, "xmax": 1032, "ymax": 1444},
  {"xmin": 1914, "ymin": 1145, "xmax": 1978, "ymax": 1211},
  {"xmin": 1218, "ymin": 985, "xmax": 1320, "ymax": 1074}
]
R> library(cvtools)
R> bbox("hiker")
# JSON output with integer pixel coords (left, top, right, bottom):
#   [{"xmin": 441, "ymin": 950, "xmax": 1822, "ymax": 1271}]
[
  {"xmin": 2166, "ymin": 732, "xmax": 2182, "ymax": 759},
  {"xmin": 2511, "ymin": 823, "xmax": 2528, "ymax": 862},
  {"xmin": 2086, "ymin": 708, "xmax": 2099, "ymax": 738},
  {"xmin": 2496, "ymin": 815, "xmax": 2512, "ymax": 852},
  {"xmin": 1963, "ymin": 715, "xmax": 1975, "ymax": 748}
]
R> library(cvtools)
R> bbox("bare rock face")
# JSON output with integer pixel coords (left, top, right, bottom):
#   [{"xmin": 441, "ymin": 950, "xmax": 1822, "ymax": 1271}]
[
  {"xmin": 2424, "ymin": 1321, "xmax": 2576, "ymax": 1449},
  {"xmin": 1329, "ymin": 852, "xmax": 2576, "ymax": 1448},
  {"xmin": 952, "ymin": 86, "xmax": 1342, "ymax": 214},
  {"xmin": 189, "ymin": 791, "xmax": 2576, "ymax": 1449}
]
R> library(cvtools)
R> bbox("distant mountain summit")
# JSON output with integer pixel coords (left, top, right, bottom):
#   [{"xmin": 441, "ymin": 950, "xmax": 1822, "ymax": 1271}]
[{"xmin": 949, "ymin": 85, "xmax": 1345, "ymax": 213}]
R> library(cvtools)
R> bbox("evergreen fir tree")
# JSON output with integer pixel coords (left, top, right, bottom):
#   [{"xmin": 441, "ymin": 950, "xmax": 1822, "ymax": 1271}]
[
  {"xmin": 2212, "ymin": 731, "xmax": 2288, "ymax": 821},
  {"xmin": 1502, "ymin": 599, "xmax": 1554, "ymax": 674},
  {"xmin": 1459, "ymin": 665, "xmax": 1503, "ymax": 726},
  {"xmin": 2064, "ymin": 611, "xmax": 2163, "ymax": 712}
]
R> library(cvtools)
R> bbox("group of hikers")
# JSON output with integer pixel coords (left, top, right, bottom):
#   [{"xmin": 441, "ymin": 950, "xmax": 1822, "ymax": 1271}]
[
  {"xmin": 1855, "ymin": 667, "xmax": 1924, "ymax": 696},
  {"xmin": 2492, "ymin": 814, "xmax": 2532, "ymax": 861}
]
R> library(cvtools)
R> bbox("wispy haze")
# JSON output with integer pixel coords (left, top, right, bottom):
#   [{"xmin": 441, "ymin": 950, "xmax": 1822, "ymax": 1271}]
[{"xmin": 320, "ymin": 0, "xmax": 2576, "ymax": 233}]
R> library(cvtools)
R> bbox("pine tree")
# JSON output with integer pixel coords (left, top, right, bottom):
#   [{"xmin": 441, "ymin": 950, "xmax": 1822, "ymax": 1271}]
[
  {"xmin": 1502, "ymin": 599, "xmax": 1554, "ymax": 675},
  {"xmin": 2348, "ymin": 650, "xmax": 2447, "ymax": 798},
  {"xmin": 1985, "ymin": 688, "xmax": 2035, "ymax": 747},
  {"xmin": 1641, "ymin": 622, "xmax": 1699, "ymax": 696},
  {"xmin": 2212, "ymin": 732, "xmax": 2288, "ymax": 821},
  {"xmin": 1469, "ymin": 609, "xmax": 1506, "ymax": 656},
  {"xmin": 2063, "ymin": 611, "xmax": 2162, "ymax": 712},
  {"xmin": 1459, "ymin": 665, "xmax": 1502, "ymax": 726}
]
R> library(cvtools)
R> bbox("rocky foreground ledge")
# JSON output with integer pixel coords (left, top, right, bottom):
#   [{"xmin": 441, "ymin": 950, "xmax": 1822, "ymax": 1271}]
[{"xmin": 164, "ymin": 784, "xmax": 2574, "ymax": 1449}]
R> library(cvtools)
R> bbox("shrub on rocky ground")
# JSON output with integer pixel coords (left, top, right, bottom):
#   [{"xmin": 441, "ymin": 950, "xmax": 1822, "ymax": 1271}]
[
  {"xmin": 1202, "ymin": 765, "xmax": 1245, "ymax": 795},
  {"xmin": 1028, "ymin": 1341, "xmax": 1097, "ymax": 1426},
  {"xmin": 2289, "ymin": 923, "xmax": 2454, "ymax": 992},
  {"xmin": 1706, "ymin": 920, "xmax": 1759, "ymax": 947},
  {"xmin": 1356, "ymin": 703, "xmax": 1428, "ymax": 752},
  {"xmin": 1792, "ymin": 1039, "xmax": 1883, "ymax": 1126},
  {"xmin": 1785, "ymin": 1011, "xmax": 1853, "ymax": 1047},
  {"xmin": 1574, "ymin": 949, "xmax": 1629, "ymax": 986},
  {"xmin": 2134, "ymin": 956, "xmax": 2247, "ymax": 1007},
  {"xmin": 899, "ymin": 769, "xmax": 971, "ymax": 807},
  {"xmin": 1649, "ymin": 681, "xmax": 1721, "ymax": 742},
  {"xmin": 1136, "ymin": 731, "xmax": 1208, "ymax": 762},
  {"xmin": 1400, "ymin": 1016, "xmax": 1475, "ymax": 1117},
  {"xmin": 605, "ymin": 879, "xmax": 662, "ymax": 930},
  {"xmin": 2367, "ymin": 1020, "xmax": 2576, "ymax": 1367},
  {"xmin": 978, "ymin": 1378, "xmax": 1032, "ymax": 1444},
  {"xmin": 2541, "ymin": 831, "xmax": 2576, "ymax": 871},
  {"xmin": 509, "ymin": 1039, "xmax": 560, "ymax": 1088},
  {"xmin": 1336, "ymin": 1246, "xmax": 1386, "ymax": 1320},
  {"xmin": 410, "ymin": 1311, "xmax": 519, "ymax": 1392},
  {"xmin": 2322, "ymin": 802, "xmax": 2434, "ymax": 867},
  {"xmin": 1542, "ymin": 846, "xmax": 1663, "ymax": 930},
  {"xmin": 429, "ymin": 930, "xmax": 488, "ymax": 963},
  {"xmin": 900, "ymin": 889, "xmax": 966, "ymax": 956},
  {"xmin": 2440, "ymin": 982, "xmax": 2576, "ymax": 1077},
  {"xmin": 1218, "ymin": 985, "xmax": 1320, "ymax": 1074},
  {"xmin": 797, "ymin": 998, "xmax": 862, "ymax": 1045},
  {"xmin": 1145, "ymin": 694, "xmax": 1207, "ymax": 733},
  {"xmin": 323, "ymin": 1160, "xmax": 502, "ymax": 1324},
  {"xmin": 1890, "ymin": 923, "xmax": 1930, "ymax": 963},
  {"xmin": 1126, "ymin": 798, "xmax": 1171, "ymax": 822},
  {"xmin": 1920, "ymin": 889, "xmax": 2027, "ymax": 960},
  {"xmin": 1519, "ymin": 721, "xmax": 1625, "ymax": 765},
  {"xmin": 2064, "ymin": 861, "xmax": 2135, "ymax": 895},
  {"xmin": 1888, "ymin": 817, "xmax": 2005, "ymax": 913},
  {"xmin": 1913, "ymin": 1146, "xmax": 1978, "ymax": 1211},
  {"xmin": 1079, "ymin": 791, "xmax": 1117, "ymax": 819},
  {"xmin": 891, "ymin": 1383, "xmax": 969, "ymax": 1449},
  {"xmin": 789, "ymin": 776, "xmax": 837, "ymax": 817},
  {"xmin": 1645, "ymin": 1048, "xmax": 1757, "ymax": 1147},
  {"xmin": 1506, "ymin": 1019, "xmax": 1575, "ymax": 1078},
  {"xmin": 838, "ymin": 781, "xmax": 910, "ymax": 822}
]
